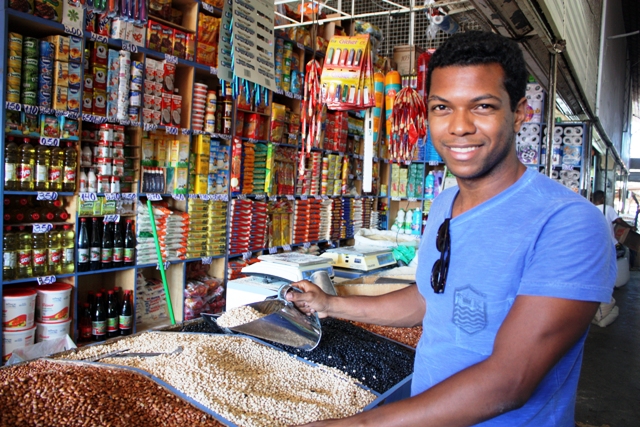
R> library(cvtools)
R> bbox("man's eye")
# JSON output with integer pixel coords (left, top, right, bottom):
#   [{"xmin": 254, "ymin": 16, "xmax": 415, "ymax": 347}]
[
  {"xmin": 431, "ymin": 105, "xmax": 447, "ymax": 111},
  {"xmin": 477, "ymin": 104, "xmax": 495, "ymax": 110}
]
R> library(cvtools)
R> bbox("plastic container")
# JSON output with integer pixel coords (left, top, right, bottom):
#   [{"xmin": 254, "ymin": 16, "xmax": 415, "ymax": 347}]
[
  {"xmin": 36, "ymin": 318, "xmax": 72, "ymax": 342},
  {"xmin": 2, "ymin": 288, "xmax": 37, "ymax": 330},
  {"xmin": 35, "ymin": 283, "xmax": 73, "ymax": 323},
  {"xmin": 2, "ymin": 325, "xmax": 36, "ymax": 363}
]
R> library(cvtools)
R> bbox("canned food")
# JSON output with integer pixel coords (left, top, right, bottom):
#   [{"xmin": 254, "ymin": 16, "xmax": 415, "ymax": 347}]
[
  {"xmin": 224, "ymin": 101, "xmax": 233, "ymax": 117},
  {"xmin": 112, "ymin": 145, "xmax": 124, "ymax": 159},
  {"xmin": 223, "ymin": 117, "xmax": 232, "ymax": 135},
  {"xmin": 96, "ymin": 158, "xmax": 113, "ymax": 175},
  {"xmin": 8, "ymin": 33, "xmax": 23, "ymax": 48},
  {"xmin": 97, "ymin": 175, "xmax": 110, "ymax": 193},
  {"xmin": 22, "ymin": 37, "xmax": 39, "ymax": 57},
  {"xmin": 98, "ymin": 124, "xmax": 114, "ymax": 142},
  {"xmin": 113, "ymin": 126, "xmax": 125, "ymax": 143},
  {"xmin": 112, "ymin": 158, "xmax": 125, "ymax": 176}
]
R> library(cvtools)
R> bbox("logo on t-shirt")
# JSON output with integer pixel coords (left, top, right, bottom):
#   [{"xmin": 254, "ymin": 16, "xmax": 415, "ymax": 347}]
[{"xmin": 452, "ymin": 286, "xmax": 487, "ymax": 335}]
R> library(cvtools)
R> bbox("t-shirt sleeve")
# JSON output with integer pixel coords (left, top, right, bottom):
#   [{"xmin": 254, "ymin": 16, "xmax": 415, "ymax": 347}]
[{"xmin": 518, "ymin": 201, "xmax": 616, "ymax": 303}]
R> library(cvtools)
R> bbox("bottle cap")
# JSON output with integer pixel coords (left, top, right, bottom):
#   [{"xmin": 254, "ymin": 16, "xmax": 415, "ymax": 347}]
[{"xmin": 108, "ymin": 290, "xmax": 114, "ymax": 295}]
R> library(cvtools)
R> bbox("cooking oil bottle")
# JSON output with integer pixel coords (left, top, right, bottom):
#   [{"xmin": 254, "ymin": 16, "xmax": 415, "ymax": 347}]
[
  {"xmin": 62, "ymin": 142, "xmax": 77, "ymax": 192},
  {"xmin": 17, "ymin": 226, "xmax": 33, "ymax": 278},
  {"xmin": 32, "ymin": 231, "xmax": 47, "ymax": 276},
  {"xmin": 18, "ymin": 138, "xmax": 35, "ymax": 191},
  {"xmin": 3, "ymin": 226, "xmax": 17, "ymax": 281},
  {"xmin": 4, "ymin": 136, "xmax": 19, "ymax": 190},
  {"xmin": 61, "ymin": 224, "xmax": 75, "ymax": 274},
  {"xmin": 49, "ymin": 146, "xmax": 63, "ymax": 191},
  {"xmin": 34, "ymin": 144, "xmax": 51, "ymax": 191},
  {"xmin": 47, "ymin": 226, "xmax": 62, "ymax": 275}
]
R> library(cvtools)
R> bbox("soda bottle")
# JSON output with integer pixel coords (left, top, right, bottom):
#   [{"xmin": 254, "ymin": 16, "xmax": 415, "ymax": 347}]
[
  {"xmin": 113, "ymin": 220, "xmax": 124, "ymax": 267},
  {"xmin": 18, "ymin": 138, "xmax": 35, "ymax": 191},
  {"xmin": 107, "ymin": 290, "xmax": 119, "ymax": 338},
  {"xmin": 24, "ymin": 207, "xmax": 41, "ymax": 223},
  {"xmin": 32, "ymin": 231, "xmax": 48, "ymax": 276},
  {"xmin": 49, "ymin": 146, "xmax": 64, "ymax": 191},
  {"xmin": 124, "ymin": 219, "xmax": 136, "ymax": 266},
  {"xmin": 92, "ymin": 292, "xmax": 107, "ymax": 341},
  {"xmin": 87, "ymin": 291, "xmax": 96, "ymax": 313},
  {"xmin": 90, "ymin": 218, "xmax": 102, "ymax": 271},
  {"xmin": 62, "ymin": 142, "xmax": 77, "ymax": 192},
  {"xmin": 119, "ymin": 290, "xmax": 133, "ymax": 335},
  {"xmin": 47, "ymin": 226, "xmax": 62, "ymax": 275},
  {"xmin": 5, "ymin": 136, "xmax": 20, "ymax": 190},
  {"xmin": 77, "ymin": 218, "xmax": 90, "ymax": 272},
  {"xmin": 61, "ymin": 224, "xmax": 75, "ymax": 274},
  {"xmin": 17, "ymin": 226, "xmax": 33, "ymax": 278},
  {"xmin": 34, "ymin": 144, "xmax": 51, "ymax": 191},
  {"xmin": 3, "ymin": 226, "xmax": 17, "ymax": 281},
  {"xmin": 101, "ymin": 221, "xmax": 113, "ymax": 269},
  {"xmin": 79, "ymin": 303, "xmax": 93, "ymax": 342}
]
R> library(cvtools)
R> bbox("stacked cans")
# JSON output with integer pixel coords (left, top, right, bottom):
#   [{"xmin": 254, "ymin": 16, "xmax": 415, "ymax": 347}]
[
  {"xmin": 320, "ymin": 154, "xmax": 343, "ymax": 196},
  {"xmin": 142, "ymin": 58, "xmax": 179, "ymax": 126},
  {"xmin": 192, "ymin": 83, "xmax": 208, "ymax": 131},
  {"xmin": 7, "ymin": 33, "xmax": 23, "ymax": 103},
  {"xmin": 21, "ymin": 37, "xmax": 39, "ymax": 106},
  {"xmin": 92, "ymin": 124, "xmax": 125, "ymax": 192},
  {"xmin": 38, "ymin": 40, "xmax": 54, "ymax": 108},
  {"xmin": 186, "ymin": 199, "xmax": 228, "ymax": 258},
  {"xmin": 252, "ymin": 143, "xmax": 268, "ymax": 194}
]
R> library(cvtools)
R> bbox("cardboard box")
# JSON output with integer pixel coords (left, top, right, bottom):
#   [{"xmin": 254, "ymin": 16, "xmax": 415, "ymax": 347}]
[
  {"xmin": 614, "ymin": 223, "xmax": 640, "ymax": 252},
  {"xmin": 393, "ymin": 45, "xmax": 425, "ymax": 76},
  {"xmin": 334, "ymin": 275, "xmax": 414, "ymax": 297}
]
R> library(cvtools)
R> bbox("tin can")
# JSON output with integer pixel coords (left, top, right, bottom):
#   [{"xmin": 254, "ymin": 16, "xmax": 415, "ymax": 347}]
[
  {"xmin": 112, "ymin": 158, "xmax": 125, "ymax": 176},
  {"xmin": 113, "ymin": 126, "xmax": 125, "ymax": 143},
  {"xmin": 98, "ymin": 124, "xmax": 114, "ymax": 143},
  {"xmin": 97, "ymin": 175, "xmax": 110, "ymax": 193},
  {"xmin": 110, "ymin": 176, "xmax": 120, "ymax": 193},
  {"xmin": 38, "ymin": 57, "xmax": 53, "ymax": 76},
  {"xmin": 8, "ymin": 55, "xmax": 22, "ymax": 70},
  {"xmin": 8, "ymin": 33, "xmax": 23, "ymax": 50},
  {"xmin": 129, "ymin": 91, "xmax": 141, "ymax": 107},
  {"xmin": 96, "ymin": 158, "xmax": 113, "ymax": 176},
  {"xmin": 223, "ymin": 101, "xmax": 233, "ymax": 117}
]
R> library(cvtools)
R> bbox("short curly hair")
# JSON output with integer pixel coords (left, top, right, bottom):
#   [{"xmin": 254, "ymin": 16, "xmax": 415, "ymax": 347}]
[{"xmin": 426, "ymin": 31, "xmax": 528, "ymax": 112}]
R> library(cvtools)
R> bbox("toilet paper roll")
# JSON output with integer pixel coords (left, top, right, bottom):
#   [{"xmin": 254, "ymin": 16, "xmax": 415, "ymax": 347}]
[
  {"xmin": 522, "ymin": 135, "xmax": 540, "ymax": 144},
  {"xmin": 529, "ymin": 124, "xmax": 540, "ymax": 135},
  {"xmin": 554, "ymin": 126, "xmax": 564, "ymax": 136},
  {"xmin": 571, "ymin": 126, "xmax": 583, "ymax": 136},
  {"xmin": 563, "ymin": 136, "xmax": 574, "ymax": 145},
  {"xmin": 563, "ymin": 127, "xmax": 574, "ymax": 136},
  {"xmin": 553, "ymin": 136, "xmax": 563, "ymax": 145},
  {"xmin": 526, "ymin": 83, "xmax": 543, "ymax": 93},
  {"xmin": 551, "ymin": 170, "xmax": 559, "ymax": 179}
]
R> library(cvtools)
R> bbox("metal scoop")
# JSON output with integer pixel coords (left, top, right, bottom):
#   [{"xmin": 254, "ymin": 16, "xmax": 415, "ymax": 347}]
[{"xmin": 204, "ymin": 283, "xmax": 322, "ymax": 350}]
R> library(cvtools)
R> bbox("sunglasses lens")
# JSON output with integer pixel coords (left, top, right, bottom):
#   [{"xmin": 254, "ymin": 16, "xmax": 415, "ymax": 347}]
[
  {"xmin": 436, "ymin": 220, "xmax": 448, "ymax": 252},
  {"xmin": 431, "ymin": 259, "xmax": 443, "ymax": 292}
]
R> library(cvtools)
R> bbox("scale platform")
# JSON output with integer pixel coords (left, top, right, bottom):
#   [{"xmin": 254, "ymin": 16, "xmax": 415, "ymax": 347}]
[
  {"xmin": 240, "ymin": 253, "xmax": 335, "ymax": 283},
  {"xmin": 320, "ymin": 246, "xmax": 397, "ymax": 271}
]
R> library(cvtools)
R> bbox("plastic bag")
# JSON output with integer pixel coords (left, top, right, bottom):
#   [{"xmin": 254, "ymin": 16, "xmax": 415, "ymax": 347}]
[{"xmin": 5, "ymin": 335, "xmax": 76, "ymax": 365}]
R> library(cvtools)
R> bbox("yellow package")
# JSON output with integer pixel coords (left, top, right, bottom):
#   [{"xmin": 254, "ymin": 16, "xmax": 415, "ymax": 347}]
[
  {"xmin": 194, "ymin": 134, "xmax": 211, "ymax": 155},
  {"xmin": 53, "ymin": 86, "xmax": 68, "ymax": 110},
  {"xmin": 43, "ymin": 35, "xmax": 69, "ymax": 61},
  {"xmin": 155, "ymin": 137, "xmax": 167, "ymax": 166},
  {"xmin": 54, "ymin": 61, "xmax": 68, "ymax": 87},
  {"xmin": 195, "ymin": 154, "xmax": 210, "ymax": 174},
  {"xmin": 194, "ymin": 174, "xmax": 208, "ymax": 194}
]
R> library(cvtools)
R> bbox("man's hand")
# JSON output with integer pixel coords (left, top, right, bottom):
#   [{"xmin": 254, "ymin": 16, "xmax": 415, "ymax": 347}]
[{"xmin": 286, "ymin": 280, "xmax": 333, "ymax": 317}]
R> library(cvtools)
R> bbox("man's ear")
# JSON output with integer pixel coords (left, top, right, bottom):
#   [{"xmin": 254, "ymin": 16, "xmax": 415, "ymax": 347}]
[{"xmin": 513, "ymin": 97, "xmax": 528, "ymax": 133}]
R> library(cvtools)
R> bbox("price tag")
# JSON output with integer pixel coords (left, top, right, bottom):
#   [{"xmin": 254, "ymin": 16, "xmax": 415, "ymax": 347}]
[
  {"xmin": 104, "ymin": 193, "xmax": 121, "ymax": 201},
  {"xmin": 348, "ymin": 174, "xmax": 354, "ymax": 179},
  {"xmin": 33, "ymin": 223, "xmax": 53, "ymax": 233},
  {"xmin": 5, "ymin": 102, "xmax": 21, "ymax": 112},
  {"xmin": 165, "ymin": 126, "xmax": 179, "ymax": 136},
  {"xmin": 236, "ymin": 194, "xmax": 247, "ymax": 200},
  {"xmin": 202, "ymin": 1, "xmax": 214, "ymax": 13},
  {"xmin": 200, "ymin": 194, "xmax": 213, "ymax": 201},
  {"xmin": 391, "ymin": 197, "xmax": 401, "ymax": 201},
  {"xmin": 172, "ymin": 194, "xmax": 186, "ymax": 201},
  {"xmin": 164, "ymin": 54, "xmax": 178, "ymax": 64},
  {"xmin": 39, "ymin": 137, "xmax": 60, "ymax": 147},
  {"xmin": 80, "ymin": 192, "xmax": 98, "ymax": 201},
  {"xmin": 286, "ymin": 195, "xmax": 295, "ymax": 201},
  {"xmin": 255, "ymin": 194, "xmax": 266, "ymax": 200},
  {"xmin": 118, "ymin": 118, "xmax": 131, "ymax": 126},
  {"xmin": 268, "ymin": 247, "xmax": 278, "ymax": 254},
  {"xmin": 64, "ymin": 25, "xmax": 83, "ymax": 37},
  {"xmin": 130, "ymin": 121, "xmax": 141, "ymax": 128},
  {"xmin": 300, "ymin": 195, "xmax": 308, "ymax": 201},
  {"xmin": 288, "ymin": 133, "xmax": 298, "ymax": 140},
  {"xmin": 156, "ymin": 261, "xmax": 171, "ymax": 270},
  {"xmin": 143, "ymin": 123, "xmax": 158, "ymax": 132},
  {"xmin": 181, "ymin": 128, "xmax": 191, "ymax": 135},
  {"xmin": 121, "ymin": 193, "xmax": 137, "ymax": 201},
  {"xmin": 297, "ymin": 42, "xmax": 305, "ymax": 50},
  {"xmin": 285, "ymin": 91, "xmax": 294, "ymax": 98},
  {"xmin": 188, "ymin": 194, "xmax": 199, "ymax": 199},
  {"xmin": 354, "ymin": 195, "xmax": 361, "ymax": 200},
  {"xmin": 201, "ymin": 256, "xmax": 213, "ymax": 265},
  {"xmin": 313, "ymin": 195, "xmax": 321, "ymax": 200},
  {"xmin": 218, "ymin": 133, "xmax": 231, "ymax": 140},
  {"xmin": 283, "ymin": 244, "xmax": 292, "ymax": 252},
  {"xmin": 146, "ymin": 193, "xmax": 163, "ymax": 201},
  {"xmin": 275, "ymin": 88, "xmax": 284, "ymax": 95},
  {"xmin": 192, "ymin": 129, "xmax": 205, "ymax": 135},
  {"xmin": 209, "ymin": 66, "xmax": 218, "ymax": 75},
  {"xmin": 408, "ymin": 197, "xmax": 418, "ymax": 202},
  {"xmin": 303, "ymin": 242, "xmax": 311, "ymax": 249},
  {"xmin": 383, "ymin": 159, "xmax": 390, "ymax": 164},
  {"xmin": 24, "ymin": 104, "xmax": 39, "ymax": 115},
  {"xmin": 242, "ymin": 251, "xmax": 253, "ymax": 260},
  {"xmin": 37, "ymin": 276, "xmax": 56, "ymax": 285},
  {"xmin": 219, "ymin": 194, "xmax": 229, "ymax": 202},
  {"xmin": 427, "ymin": 161, "xmax": 439, "ymax": 166},
  {"xmin": 294, "ymin": 94, "xmax": 303, "ymax": 101},
  {"xmin": 562, "ymin": 165, "xmax": 575, "ymax": 170},
  {"xmin": 36, "ymin": 192, "xmax": 58, "ymax": 201},
  {"xmin": 40, "ymin": 107, "xmax": 54, "ymax": 115},
  {"xmin": 121, "ymin": 41, "xmax": 138, "ymax": 53},
  {"xmin": 103, "ymin": 214, "xmax": 120, "ymax": 223},
  {"xmin": 90, "ymin": 32, "xmax": 108, "ymax": 43},
  {"xmin": 269, "ymin": 195, "xmax": 278, "ymax": 202},
  {"xmin": 322, "ymin": 195, "xmax": 328, "ymax": 200},
  {"xmin": 65, "ymin": 111, "xmax": 79, "ymax": 120},
  {"xmin": 404, "ymin": 160, "xmax": 412, "ymax": 166}
]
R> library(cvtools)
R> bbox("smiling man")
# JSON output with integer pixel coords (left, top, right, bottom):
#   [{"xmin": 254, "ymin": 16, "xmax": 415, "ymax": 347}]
[{"xmin": 288, "ymin": 31, "xmax": 616, "ymax": 427}]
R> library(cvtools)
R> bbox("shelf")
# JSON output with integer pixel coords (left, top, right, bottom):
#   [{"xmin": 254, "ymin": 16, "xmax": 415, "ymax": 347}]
[
  {"xmin": 275, "ymin": 32, "xmax": 325, "ymax": 59},
  {"xmin": 199, "ymin": 1, "xmax": 223, "ymax": 16},
  {"xmin": 7, "ymin": 9, "xmax": 65, "ymax": 36},
  {"xmin": 237, "ymin": 108, "xmax": 270, "ymax": 117},
  {"xmin": 148, "ymin": 14, "xmax": 195, "ymax": 34},
  {"xmin": 76, "ymin": 265, "xmax": 136, "ymax": 276},
  {"xmin": 3, "ymin": 191, "xmax": 75, "ymax": 197},
  {"xmin": 3, "ymin": 273, "xmax": 75, "ymax": 286}
]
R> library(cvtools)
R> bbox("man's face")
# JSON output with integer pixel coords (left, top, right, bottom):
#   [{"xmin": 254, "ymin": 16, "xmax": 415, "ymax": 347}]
[{"xmin": 427, "ymin": 63, "xmax": 526, "ymax": 180}]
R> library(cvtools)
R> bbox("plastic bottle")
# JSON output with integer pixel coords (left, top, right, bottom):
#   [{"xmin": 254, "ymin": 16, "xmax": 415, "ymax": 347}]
[
  {"xmin": 62, "ymin": 142, "xmax": 77, "ymax": 192},
  {"xmin": 61, "ymin": 224, "xmax": 75, "ymax": 274},
  {"xmin": 5, "ymin": 136, "xmax": 20, "ymax": 190},
  {"xmin": 79, "ymin": 303, "xmax": 93, "ymax": 342},
  {"xmin": 90, "ymin": 218, "xmax": 102, "ymax": 271},
  {"xmin": 124, "ymin": 219, "xmax": 136, "ymax": 266},
  {"xmin": 77, "ymin": 218, "xmax": 90, "ymax": 272},
  {"xmin": 31, "ymin": 231, "xmax": 48, "ymax": 276},
  {"xmin": 18, "ymin": 138, "xmax": 35, "ymax": 191},
  {"xmin": 49, "ymin": 146, "xmax": 63, "ymax": 191},
  {"xmin": 112, "ymin": 219, "xmax": 124, "ymax": 268},
  {"xmin": 46, "ymin": 226, "xmax": 62, "ymax": 275},
  {"xmin": 17, "ymin": 226, "xmax": 32, "ymax": 278},
  {"xmin": 81, "ymin": 145, "xmax": 93, "ymax": 167},
  {"xmin": 411, "ymin": 208, "xmax": 422, "ymax": 235},
  {"xmin": 92, "ymin": 292, "xmax": 107, "ymax": 341},
  {"xmin": 424, "ymin": 171, "xmax": 435, "ymax": 200},
  {"xmin": 107, "ymin": 290, "xmax": 119, "ymax": 338},
  {"xmin": 119, "ymin": 290, "xmax": 133, "ymax": 335},
  {"xmin": 34, "ymin": 144, "xmax": 51, "ymax": 191},
  {"xmin": 101, "ymin": 221, "xmax": 113, "ymax": 270},
  {"xmin": 87, "ymin": 168, "xmax": 97, "ymax": 193},
  {"xmin": 3, "ymin": 226, "xmax": 17, "ymax": 280},
  {"xmin": 79, "ymin": 169, "xmax": 88, "ymax": 192}
]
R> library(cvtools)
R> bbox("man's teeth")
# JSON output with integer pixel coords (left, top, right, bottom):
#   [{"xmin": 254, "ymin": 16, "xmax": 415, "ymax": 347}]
[{"xmin": 450, "ymin": 146, "xmax": 479, "ymax": 153}]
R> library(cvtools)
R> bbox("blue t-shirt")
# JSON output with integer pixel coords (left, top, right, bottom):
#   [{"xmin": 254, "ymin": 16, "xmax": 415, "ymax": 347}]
[{"xmin": 412, "ymin": 168, "xmax": 616, "ymax": 426}]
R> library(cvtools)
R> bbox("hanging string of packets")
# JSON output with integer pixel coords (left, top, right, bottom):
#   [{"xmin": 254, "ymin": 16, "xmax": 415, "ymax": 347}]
[
  {"xmin": 299, "ymin": 59, "xmax": 324, "ymax": 176},
  {"xmin": 390, "ymin": 87, "xmax": 427, "ymax": 162},
  {"xmin": 320, "ymin": 35, "xmax": 375, "ymax": 111}
]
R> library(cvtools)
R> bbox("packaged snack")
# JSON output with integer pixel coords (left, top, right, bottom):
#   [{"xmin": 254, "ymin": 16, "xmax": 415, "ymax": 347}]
[
  {"xmin": 147, "ymin": 20, "xmax": 163, "ymax": 51},
  {"xmin": 40, "ymin": 114, "xmax": 60, "ymax": 137},
  {"xmin": 159, "ymin": 25, "xmax": 174, "ymax": 55},
  {"xmin": 34, "ymin": 0, "xmax": 63, "ymax": 22},
  {"xmin": 173, "ymin": 30, "xmax": 187, "ymax": 59}
]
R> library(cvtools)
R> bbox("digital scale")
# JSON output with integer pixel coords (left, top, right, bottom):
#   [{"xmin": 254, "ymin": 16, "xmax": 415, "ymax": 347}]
[
  {"xmin": 226, "ymin": 254, "xmax": 335, "ymax": 309},
  {"xmin": 320, "ymin": 246, "xmax": 397, "ymax": 271}
]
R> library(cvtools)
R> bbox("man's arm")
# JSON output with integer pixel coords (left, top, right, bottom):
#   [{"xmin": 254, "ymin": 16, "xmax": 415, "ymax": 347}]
[
  {"xmin": 297, "ymin": 295, "xmax": 598, "ymax": 427},
  {"xmin": 286, "ymin": 281, "xmax": 425, "ymax": 327}
]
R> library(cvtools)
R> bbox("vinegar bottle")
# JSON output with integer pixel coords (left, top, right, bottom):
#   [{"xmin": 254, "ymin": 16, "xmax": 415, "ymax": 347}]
[
  {"xmin": 107, "ymin": 290, "xmax": 119, "ymax": 338},
  {"xmin": 77, "ymin": 218, "xmax": 90, "ymax": 272},
  {"xmin": 18, "ymin": 138, "xmax": 35, "ymax": 191},
  {"xmin": 62, "ymin": 142, "xmax": 77, "ymax": 192},
  {"xmin": 34, "ymin": 144, "xmax": 51, "ymax": 191},
  {"xmin": 90, "ymin": 218, "xmax": 102, "ymax": 271},
  {"xmin": 112, "ymin": 219, "xmax": 124, "ymax": 268},
  {"xmin": 124, "ymin": 219, "xmax": 136, "ymax": 266},
  {"xmin": 119, "ymin": 290, "xmax": 133, "ymax": 336},
  {"xmin": 5, "ymin": 136, "xmax": 19, "ymax": 190},
  {"xmin": 101, "ymin": 221, "xmax": 113, "ymax": 270},
  {"xmin": 92, "ymin": 293, "xmax": 107, "ymax": 341},
  {"xmin": 79, "ymin": 303, "xmax": 93, "ymax": 342}
]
